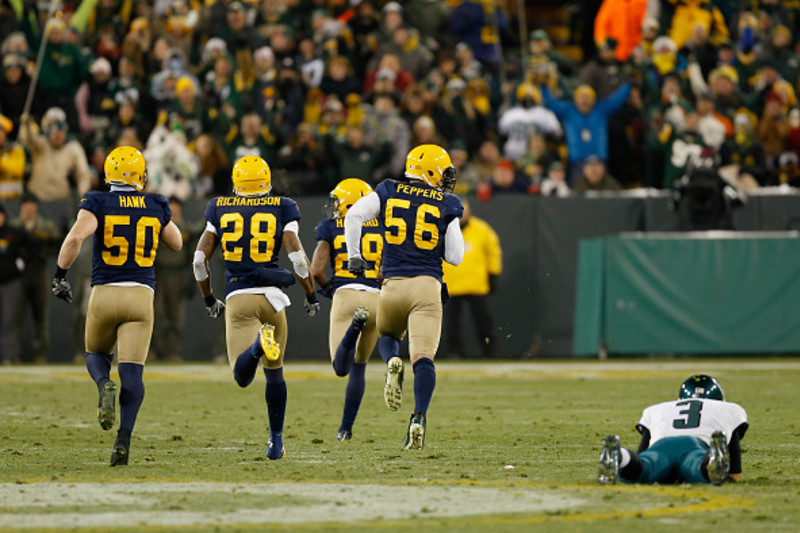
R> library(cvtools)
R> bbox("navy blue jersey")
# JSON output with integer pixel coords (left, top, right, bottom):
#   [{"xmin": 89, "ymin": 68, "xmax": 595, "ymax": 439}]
[
  {"xmin": 204, "ymin": 195, "xmax": 300, "ymax": 296},
  {"xmin": 315, "ymin": 216, "xmax": 383, "ymax": 293},
  {"xmin": 80, "ymin": 191, "xmax": 173, "ymax": 289},
  {"xmin": 374, "ymin": 179, "xmax": 463, "ymax": 280}
]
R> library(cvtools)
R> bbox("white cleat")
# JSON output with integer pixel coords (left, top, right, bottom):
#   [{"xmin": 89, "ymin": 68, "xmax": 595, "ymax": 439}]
[{"xmin": 384, "ymin": 357, "xmax": 404, "ymax": 411}]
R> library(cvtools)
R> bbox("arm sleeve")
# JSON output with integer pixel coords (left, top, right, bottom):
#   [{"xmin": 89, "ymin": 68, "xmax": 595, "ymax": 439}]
[
  {"xmin": 541, "ymin": 86, "xmax": 570, "ymax": 119},
  {"xmin": 635, "ymin": 425, "xmax": 651, "ymax": 453},
  {"xmin": 728, "ymin": 427, "xmax": 743, "ymax": 475},
  {"xmin": 444, "ymin": 217, "xmax": 464, "ymax": 266},
  {"xmin": 344, "ymin": 192, "xmax": 380, "ymax": 259},
  {"xmin": 597, "ymin": 82, "xmax": 632, "ymax": 115}
]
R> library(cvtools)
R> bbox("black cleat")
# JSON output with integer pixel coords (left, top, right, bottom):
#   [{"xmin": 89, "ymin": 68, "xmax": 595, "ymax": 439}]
[
  {"xmin": 707, "ymin": 430, "xmax": 730, "ymax": 486},
  {"xmin": 403, "ymin": 412, "xmax": 426, "ymax": 450},
  {"xmin": 598, "ymin": 434, "xmax": 621, "ymax": 485},
  {"xmin": 97, "ymin": 380, "xmax": 117, "ymax": 431},
  {"xmin": 336, "ymin": 429, "xmax": 352, "ymax": 441},
  {"xmin": 110, "ymin": 429, "xmax": 130, "ymax": 466}
]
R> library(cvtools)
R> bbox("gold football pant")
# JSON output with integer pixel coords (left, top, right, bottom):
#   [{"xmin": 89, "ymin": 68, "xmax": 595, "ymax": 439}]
[
  {"xmin": 377, "ymin": 276, "xmax": 443, "ymax": 359},
  {"xmin": 85, "ymin": 285, "xmax": 154, "ymax": 364},
  {"xmin": 329, "ymin": 289, "xmax": 380, "ymax": 364},
  {"xmin": 225, "ymin": 293, "xmax": 287, "ymax": 370}
]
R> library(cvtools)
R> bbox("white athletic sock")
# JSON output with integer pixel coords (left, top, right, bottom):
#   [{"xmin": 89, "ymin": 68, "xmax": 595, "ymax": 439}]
[{"xmin": 620, "ymin": 448, "xmax": 631, "ymax": 468}]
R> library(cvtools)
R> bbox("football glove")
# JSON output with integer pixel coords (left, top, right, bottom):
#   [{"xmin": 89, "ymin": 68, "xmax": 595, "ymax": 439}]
[
  {"xmin": 52, "ymin": 277, "xmax": 73, "ymax": 304},
  {"xmin": 304, "ymin": 293, "xmax": 320, "ymax": 317},
  {"xmin": 347, "ymin": 256, "xmax": 367, "ymax": 276},
  {"xmin": 204, "ymin": 294, "xmax": 225, "ymax": 318}
]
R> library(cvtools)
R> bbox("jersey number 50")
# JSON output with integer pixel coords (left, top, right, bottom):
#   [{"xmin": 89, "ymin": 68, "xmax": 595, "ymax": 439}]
[
  {"xmin": 220, "ymin": 212, "xmax": 277, "ymax": 262},
  {"xmin": 385, "ymin": 199, "xmax": 440, "ymax": 250},
  {"xmin": 102, "ymin": 215, "xmax": 161, "ymax": 267}
]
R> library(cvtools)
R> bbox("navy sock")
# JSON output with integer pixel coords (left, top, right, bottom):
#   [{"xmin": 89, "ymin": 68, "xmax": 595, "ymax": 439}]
[
  {"xmin": 412, "ymin": 358, "xmax": 436, "ymax": 414},
  {"xmin": 340, "ymin": 363, "xmax": 366, "ymax": 432},
  {"xmin": 118, "ymin": 363, "xmax": 145, "ymax": 432},
  {"xmin": 234, "ymin": 338, "xmax": 262, "ymax": 388},
  {"xmin": 377, "ymin": 336, "xmax": 400, "ymax": 364},
  {"xmin": 332, "ymin": 323, "xmax": 362, "ymax": 377},
  {"xmin": 264, "ymin": 367, "xmax": 286, "ymax": 437},
  {"xmin": 86, "ymin": 352, "xmax": 112, "ymax": 388}
]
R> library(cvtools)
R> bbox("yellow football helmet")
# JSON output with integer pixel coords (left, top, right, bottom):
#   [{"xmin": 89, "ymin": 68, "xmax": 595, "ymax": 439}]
[
  {"xmin": 328, "ymin": 178, "xmax": 373, "ymax": 217},
  {"xmin": 404, "ymin": 144, "xmax": 457, "ymax": 192},
  {"xmin": 104, "ymin": 146, "xmax": 147, "ymax": 191},
  {"xmin": 232, "ymin": 155, "xmax": 271, "ymax": 196}
]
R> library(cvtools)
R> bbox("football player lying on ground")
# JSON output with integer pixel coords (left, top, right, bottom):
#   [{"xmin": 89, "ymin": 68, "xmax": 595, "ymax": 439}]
[
  {"xmin": 345, "ymin": 144, "xmax": 464, "ymax": 449},
  {"xmin": 193, "ymin": 155, "xmax": 318, "ymax": 461},
  {"xmin": 310, "ymin": 179, "xmax": 383, "ymax": 441},
  {"xmin": 52, "ymin": 146, "xmax": 183, "ymax": 466},
  {"xmin": 598, "ymin": 374, "xmax": 748, "ymax": 485}
]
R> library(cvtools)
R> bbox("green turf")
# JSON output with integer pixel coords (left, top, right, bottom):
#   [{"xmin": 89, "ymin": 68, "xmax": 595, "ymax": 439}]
[{"xmin": 1, "ymin": 359, "xmax": 799, "ymax": 532}]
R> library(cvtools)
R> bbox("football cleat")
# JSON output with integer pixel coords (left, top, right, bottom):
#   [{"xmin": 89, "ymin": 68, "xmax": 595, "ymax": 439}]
[
  {"xmin": 352, "ymin": 306, "xmax": 369, "ymax": 330},
  {"xmin": 110, "ymin": 429, "xmax": 130, "ymax": 467},
  {"xmin": 97, "ymin": 380, "xmax": 117, "ymax": 431},
  {"xmin": 258, "ymin": 324, "xmax": 281, "ymax": 362},
  {"xmin": 267, "ymin": 434, "xmax": 285, "ymax": 460},
  {"xmin": 598, "ymin": 434, "xmax": 621, "ymax": 485},
  {"xmin": 384, "ymin": 357, "xmax": 404, "ymax": 411},
  {"xmin": 336, "ymin": 429, "xmax": 352, "ymax": 441},
  {"xmin": 706, "ymin": 431, "xmax": 730, "ymax": 486},
  {"xmin": 404, "ymin": 412, "xmax": 426, "ymax": 450}
]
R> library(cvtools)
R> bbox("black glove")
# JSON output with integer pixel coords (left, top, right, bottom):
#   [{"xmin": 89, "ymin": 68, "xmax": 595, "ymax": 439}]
[
  {"xmin": 52, "ymin": 266, "xmax": 73, "ymax": 303},
  {"xmin": 204, "ymin": 294, "xmax": 225, "ymax": 318},
  {"xmin": 348, "ymin": 256, "xmax": 366, "ymax": 275},
  {"xmin": 304, "ymin": 292, "xmax": 320, "ymax": 317},
  {"xmin": 316, "ymin": 280, "xmax": 333, "ymax": 299},
  {"xmin": 52, "ymin": 277, "xmax": 73, "ymax": 303}
]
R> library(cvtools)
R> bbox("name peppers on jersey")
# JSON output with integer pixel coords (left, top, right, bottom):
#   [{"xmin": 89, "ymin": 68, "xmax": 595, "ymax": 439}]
[
  {"xmin": 375, "ymin": 179, "xmax": 463, "ymax": 281},
  {"xmin": 80, "ymin": 191, "xmax": 173, "ymax": 289},
  {"xmin": 315, "ymin": 217, "xmax": 383, "ymax": 293},
  {"xmin": 204, "ymin": 195, "xmax": 300, "ymax": 296}
]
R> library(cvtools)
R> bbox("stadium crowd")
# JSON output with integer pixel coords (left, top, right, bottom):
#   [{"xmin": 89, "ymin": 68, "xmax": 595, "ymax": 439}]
[{"xmin": 5, "ymin": 0, "xmax": 800, "ymax": 362}]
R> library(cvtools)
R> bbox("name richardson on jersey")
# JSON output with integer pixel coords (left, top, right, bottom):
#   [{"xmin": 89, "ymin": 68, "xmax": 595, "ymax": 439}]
[
  {"xmin": 335, "ymin": 218, "xmax": 380, "ymax": 228},
  {"xmin": 118, "ymin": 195, "xmax": 147, "ymax": 208},
  {"xmin": 216, "ymin": 196, "xmax": 283, "ymax": 207},
  {"xmin": 395, "ymin": 183, "xmax": 444, "ymax": 201}
]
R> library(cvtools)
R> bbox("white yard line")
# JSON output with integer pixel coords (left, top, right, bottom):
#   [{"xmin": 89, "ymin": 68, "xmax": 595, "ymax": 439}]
[{"xmin": 0, "ymin": 481, "xmax": 583, "ymax": 529}]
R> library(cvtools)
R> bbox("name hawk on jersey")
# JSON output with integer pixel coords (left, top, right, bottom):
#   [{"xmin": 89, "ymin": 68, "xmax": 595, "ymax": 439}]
[
  {"xmin": 216, "ymin": 196, "xmax": 283, "ymax": 207},
  {"xmin": 335, "ymin": 218, "xmax": 379, "ymax": 228},
  {"xmin": 118, "ymin": 196, "xmax": 147, "ymax": 208},
  {"xmin": 395, "ymin": 183, "xmax": 444, "ymax": 201}
]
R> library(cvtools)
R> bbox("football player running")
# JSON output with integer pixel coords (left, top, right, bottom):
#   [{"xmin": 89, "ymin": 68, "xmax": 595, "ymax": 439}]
[
  {"xmin": 193, "ymin": 155, "xmax": 318, "ymax": 460},
  {"xmin": 310, "ymin": 179, "xmax": 382, "ymax": 441},
  {"xmin": 345, "ymin": 144, "xmax": 464, "ymax": 449},
  {"xmin": 598, "ymin": 374, "xmax": 748, "ymax": 486},
  {"xmin": 52, "ymin": 146, "xmax": 183, "ymax": 466}
]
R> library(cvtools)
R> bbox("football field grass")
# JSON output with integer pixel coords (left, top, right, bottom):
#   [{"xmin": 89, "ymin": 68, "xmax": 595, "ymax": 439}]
[{"xmin": 1, "ymin": 359, "xmax": 799, "ymax": 532}]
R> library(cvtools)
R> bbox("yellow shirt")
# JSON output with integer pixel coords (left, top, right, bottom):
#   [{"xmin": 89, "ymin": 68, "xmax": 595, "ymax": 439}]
[
  {"xmin": 0, "ymin": 144, "xmax": 26, "ymax": 200},
  {"xmin": 442, "ymin": 215, "xmax": 502, "ymax": 296}
]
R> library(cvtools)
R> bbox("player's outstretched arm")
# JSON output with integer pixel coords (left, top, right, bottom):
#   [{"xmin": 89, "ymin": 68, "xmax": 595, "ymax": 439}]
[
  {"xmin": 193, "ymin": 230, "xmax": 224, "ymax": 318},
  {"xmin": 52, "ymin": 209, "xmax": 98, "ymax": 303},
  {"xmin": 162, "ymin": 220, "xmax": 183, "ymax": 252},
  {"xmin": 344, "ymin": 192, "xmax": 379, "ymax": 264},
  {"xmin": 283, "ymin": 230, "xmax": 319, "ymax": 316},
  {"xmin": 310, "ymin": 240, "xmax": 331, "ymax": 292}
]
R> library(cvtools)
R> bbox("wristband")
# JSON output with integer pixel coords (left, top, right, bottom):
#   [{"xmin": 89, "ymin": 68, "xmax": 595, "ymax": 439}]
[
  {"xmin": 204, "ymin": 294, "xmax": 217, "ymax": 307},
  {"xmin": 54, "ymin": 266, "xmax": 68, "ymax": 280}
]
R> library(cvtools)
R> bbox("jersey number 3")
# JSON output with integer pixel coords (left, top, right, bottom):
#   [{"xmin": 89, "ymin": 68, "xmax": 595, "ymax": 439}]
[
  {"xmin": 672, "ymin": 400, "xmax": 703, "ymax": 429},
  {"xmin": 385, "ymin": 198, "xmax": 440, "ymax": 250},
  {"xmin": 102, "ymin": 215, "xmax": 161, "ymax": 267}
]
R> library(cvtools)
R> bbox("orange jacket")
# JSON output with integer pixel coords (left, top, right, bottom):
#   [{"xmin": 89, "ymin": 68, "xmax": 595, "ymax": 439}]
[{"xmin": 594, "ymin": 0, "xmax": 649, "ymax": 62}]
